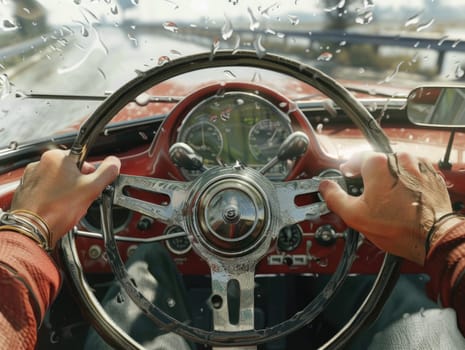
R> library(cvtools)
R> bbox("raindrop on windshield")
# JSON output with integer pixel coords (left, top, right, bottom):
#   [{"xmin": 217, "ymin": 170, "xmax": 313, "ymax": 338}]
[
  {"xmin": 236, "ymin": 98, "xmax": 244, "ymax": 105},
  {"xmin": 224, "ymin": 70, "xmax": 236, "ymax": 79},
  {"xmin": 232, "ymin": 34, "xmax": 241, "ymax": 53},
  {"xmin": 210, "ymin": 37, "xmax": 220, "ymax": 59},
  {"xmin": 130, "ymin": 0, "xmax": 139, "ymax": 5},
  {"xmin": 251, "ymin": 71, "xmax": 262, "ymax": 82},
  {"xmin": 170, "ymin": 49, "xmax": 182, "ymax": 56},
  {"xmin": 116, "ymin": 293, "xmax": 125, "ymax": 303},
  {"xmin": 110, "ymin": 5, "xmax": 118, "ymax": 15},
  {"xmin": 128, "ymin": 33, "xmax": 138, "ymax": 46},
  {"xmin": 455, "ymin": 62, "xmax": 465, "ymax": 79},
  {"xmin": 221, "ymin": 15, "xmax": 233, "ymax": 40},
  {"xmin": 259, "ymin": 2, "xmax": 279, "ymax": 18},
  {"xmin": 323, "ymin": 100, "xmax": 337, "ymax": 117},
  {"xmin": 355, "ymin": 10, "xmax": 373, "ymax": 25},
  {"xmin": 0, "ymin": 73, "xmax": 11, "ymax": 99},
  {"xmin": 416, "ymin": 18, "xmax": 434, "ymax": 32},
  {"xmin": 98, "ymin": 68, "xmax": 106, "ymax": 80},
  {"xmin": 452, "ymin": 39, "xmax": 461, "ymax": 48},
  {"xmin": 317, "ymin": 52, "xmax": 333, "ymax": 61},
  {"xmin": 22, "ymin": 7, "xmax": 31, "ymax": 14},
  {"xmin": 8, "ymin": 141, "xmax": 18, "ymax": 150},
  {"xmin": 1, "ymin": 19, "xmax": 18, "ymax": 31},
  {"xmin": 265, "ymin": 28, "xmax": 276, "ymax": 35},
  {"xmin": 379, "ymin": 61, "xmax": 404, "ymax": 84},
  {"xmin": 158, "ymin": 55, "xmax": 170, "ymax": 65},
  {"xmin": 288, "ymin": 15, "xmax": 300, "ymax": 26},
  {"xmin": 247, "ymin": 7, "xmax": 260, "ymax": 31},
  {"xmin": 15, "ymin": 90, "xmax": 26, "ymax": 99},
  {"xmin": 253, "ymin": 35, "xmax": 266, "ymax": 58},
  {"xmin": 404, "ymin": 11, "xmax": 422, "ymax": 27},
  {"xmin": 324, "ymin": 0, "xmax": 345, "ymax": 12},
  {"xmin": 437, "ymin": 35, "xmax": 448, "ymax": 46},
  {"xmin": 163, "ymin": 21, "xmax": 178, "ymax": 33},
  {"xmin": 80, "ymin": 24, "xmax": 89, "ymax": 37}
]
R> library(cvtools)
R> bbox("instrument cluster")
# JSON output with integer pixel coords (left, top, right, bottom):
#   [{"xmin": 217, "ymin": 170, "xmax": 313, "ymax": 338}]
[{"xmin": 176, "ymin": 92, "xmax": 294, "ymax": 180}]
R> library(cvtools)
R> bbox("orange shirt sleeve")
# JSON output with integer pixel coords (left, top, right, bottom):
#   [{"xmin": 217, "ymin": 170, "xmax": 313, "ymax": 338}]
[
  {"xmin": 425, "ymin": 220, "xmax": 465, "ymax": 336},
  {"xmin": 0, "ymin": 233, "xmax": 61, "ymax": 350}
]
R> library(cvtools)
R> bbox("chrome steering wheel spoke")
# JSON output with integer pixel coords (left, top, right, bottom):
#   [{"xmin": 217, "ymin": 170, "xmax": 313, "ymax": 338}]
[
  {"xmin": 210, "ymin": 263, "xmax": 257, "ymax": 350},
  {"xmin": 274, "ymin": 175, "xmax": 346, "ymax": 228},
  {"xmin": 112, "ymin": 174, "xmax": 190, "ymax": 226}
]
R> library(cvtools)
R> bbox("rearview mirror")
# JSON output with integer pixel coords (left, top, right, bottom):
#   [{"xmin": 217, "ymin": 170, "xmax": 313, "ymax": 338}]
[{"xmin": 407, "ymin": 86, "xmax": 465, "ymax": 128}]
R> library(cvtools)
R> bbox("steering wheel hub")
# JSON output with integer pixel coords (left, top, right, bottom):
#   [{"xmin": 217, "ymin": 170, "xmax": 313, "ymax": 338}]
[{"xmin": 189, "ymin": 170, "xmax": 270, "ymax": 257}]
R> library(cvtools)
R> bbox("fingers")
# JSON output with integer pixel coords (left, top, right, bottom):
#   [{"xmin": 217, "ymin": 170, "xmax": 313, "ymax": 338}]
[
  {"xmin": 81, "ymin": 161, "xmax": 96, "ymax": 174},
  {"xmin": 340, "ymin": 151, "xmax": 389, "ymax": 179},
  {"xmin": 86, "ymin": 156, "xmax": 121, "ymax": 191},
  {"xmin": 319, "ymin": 179, "xmax": 361, "ymax": 225}
]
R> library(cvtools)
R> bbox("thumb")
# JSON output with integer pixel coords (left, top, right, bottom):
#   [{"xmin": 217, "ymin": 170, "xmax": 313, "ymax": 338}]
[
  {"xmin": 86, "ymin": 156, "xmax": 121, "ymax": 191},
  {"xmin": 319, "ymin": 180, "xmax": 359, "ymax": 221}
]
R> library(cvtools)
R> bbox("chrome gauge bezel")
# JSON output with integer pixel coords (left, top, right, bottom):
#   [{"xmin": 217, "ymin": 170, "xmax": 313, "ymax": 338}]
[
  {"xmin": 176, "ymin": 91, "xmax": 293, "ymax": 180},
  {"xmin": 164, "ymin": 225, "xmax": 192, "ymax": 255}
]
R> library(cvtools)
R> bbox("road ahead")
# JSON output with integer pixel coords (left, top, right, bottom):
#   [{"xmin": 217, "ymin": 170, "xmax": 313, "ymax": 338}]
[{"xmin": 0, "ymin": 26, "xmax": 209, "ymax": 148}]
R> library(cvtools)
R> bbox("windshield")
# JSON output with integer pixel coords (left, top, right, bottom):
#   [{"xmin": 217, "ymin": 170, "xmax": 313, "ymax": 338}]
[{"xmin": 1, "ymin": 0, "xmax": 464, "ymax": 147}]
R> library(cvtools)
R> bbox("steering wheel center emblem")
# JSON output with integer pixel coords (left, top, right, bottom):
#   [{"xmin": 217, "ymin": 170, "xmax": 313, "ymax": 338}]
[
  {"xmin": 223, "ymin": 205, "xmax": 241, "ymax": 224},
  {"xmin": 187, "ymin": 169, "xmax": 272, "ymax": 257}
]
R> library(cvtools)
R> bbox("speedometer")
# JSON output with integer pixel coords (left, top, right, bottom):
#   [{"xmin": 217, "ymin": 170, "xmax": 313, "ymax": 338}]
[
  {"xmin": 179, "ymin": 121, "xmax": 223, "ymax": 164},
  {"xmin": 249, "ymin": 119, "xmax": 292, "ymax": 162},
  {"xmin": 175, "ymin": 89, "xmax": 295, "ymax": 180}
]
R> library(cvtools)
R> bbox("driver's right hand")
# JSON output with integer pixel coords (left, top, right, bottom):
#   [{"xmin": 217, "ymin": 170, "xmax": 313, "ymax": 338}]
[{"xmin": 319, "ymin": 151, "xmax": 452, "ymax": 265}]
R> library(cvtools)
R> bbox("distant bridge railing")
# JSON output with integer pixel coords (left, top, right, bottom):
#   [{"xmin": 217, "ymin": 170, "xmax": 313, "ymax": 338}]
[{"xmin": 173, "ymin": 26, "xmax": 465, "ymax": 73}]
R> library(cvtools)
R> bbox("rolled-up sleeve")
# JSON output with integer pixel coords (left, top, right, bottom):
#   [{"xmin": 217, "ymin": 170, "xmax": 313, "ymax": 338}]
[
  {"xmin": 0, "ymin": 233, "xmax": 61, "ymax": 350},
  {"xmin": 425, "ymin": 221, "xmax": 465, "ymax": 336}
]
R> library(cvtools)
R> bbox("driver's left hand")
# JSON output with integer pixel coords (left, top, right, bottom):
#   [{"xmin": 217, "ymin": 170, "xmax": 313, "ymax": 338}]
[{"xmin": 11, "ymin": 149, "xmax": 120, "ymax": 248}]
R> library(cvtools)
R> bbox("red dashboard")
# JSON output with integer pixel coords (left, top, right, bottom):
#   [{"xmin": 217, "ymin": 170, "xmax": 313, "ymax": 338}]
[{"xmin": 2, "ymin": 81, "xmax": 465, "ymax": 277}]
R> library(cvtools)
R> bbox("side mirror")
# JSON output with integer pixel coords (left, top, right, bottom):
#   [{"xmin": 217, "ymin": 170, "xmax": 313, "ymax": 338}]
[{"xmin": 407, "ymin": 86, "xmax": 465, "ymax": 128}]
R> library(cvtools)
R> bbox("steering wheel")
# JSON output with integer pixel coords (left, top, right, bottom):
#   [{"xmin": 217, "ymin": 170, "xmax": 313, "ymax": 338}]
[{"xmin": 59, "ymin": 51, "xmax": 401, "ymax": 349}]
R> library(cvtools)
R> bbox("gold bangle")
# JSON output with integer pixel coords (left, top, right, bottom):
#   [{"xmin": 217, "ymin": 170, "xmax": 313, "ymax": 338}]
[
  {"xmin": 0, "ymin": 225, "xmax": 49, "ymax": 250},
  {"xmin": 0, "ymin": 210, "xmax": 51, "ymax": 252},
  {"xmin": 10, "ymin": 210, "xmax": 52, "ymax": 248}
]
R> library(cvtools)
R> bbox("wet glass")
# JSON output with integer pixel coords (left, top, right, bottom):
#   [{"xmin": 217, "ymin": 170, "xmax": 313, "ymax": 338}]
[{"xmin": 0, "ymin": 0, "xmax": 464, "ymax": 148}]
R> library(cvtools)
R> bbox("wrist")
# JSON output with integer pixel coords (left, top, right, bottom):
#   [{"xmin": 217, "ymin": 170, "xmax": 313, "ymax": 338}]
[
  {"xmin": 425, "ymin": 213, "xmax": 465, "ymax": 256},
  {"xmin": 0, "ymin": 209, "xmax": 52, "ymax": 252}
]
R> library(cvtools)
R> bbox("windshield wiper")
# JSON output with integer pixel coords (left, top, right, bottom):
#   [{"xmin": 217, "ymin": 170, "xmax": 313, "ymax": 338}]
[
  {"xmin": 18, "ymin": 92, "xmax": 109, "ymax": 101},
  {"xmin": 18, "ymin": 92, "xmax": 183, "ymax": 105},
  {"xmin": 343, "ymin": 84, "xmax": 409, "ymax": 98}
]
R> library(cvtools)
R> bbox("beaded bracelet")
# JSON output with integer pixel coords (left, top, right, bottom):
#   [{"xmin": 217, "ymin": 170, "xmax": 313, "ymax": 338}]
[{"xmin": 0, "ymin": 210, "xmax": 52, "ymax": 252}]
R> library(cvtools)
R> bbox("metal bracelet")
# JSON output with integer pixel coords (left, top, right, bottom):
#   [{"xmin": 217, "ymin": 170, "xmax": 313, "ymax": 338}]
[{"xmin": 0, "ymin": 210, "xmax": 51, "ymax": 251}]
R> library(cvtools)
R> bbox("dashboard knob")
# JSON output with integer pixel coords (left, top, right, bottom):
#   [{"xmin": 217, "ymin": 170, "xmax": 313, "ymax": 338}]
[
  {"xmin": 169, "ymin": 142, "xmax": 204, "ymax": 171},
  {"xmin": 315, "ymin": 225, "xmax": 337, "ymax": 246},
  {"xmin": 277, "ymin": 131, "xmax": 309, "ymax": 161}
]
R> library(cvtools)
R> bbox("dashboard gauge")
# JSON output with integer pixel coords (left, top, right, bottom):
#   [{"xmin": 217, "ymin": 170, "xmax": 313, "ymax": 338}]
[
  {"xmin": 248, "ymin": 119, "xmax": 292, "ymax": 162},
  {"xmin": 165, "ymin": 225, "xmax": 191, "ymax": 255},
  {"xmin": 277, "ymin": 224, "xmax": 303, "ymax": 252},
  {"xmin": 176, "ymin": 91, "xmax": 294, "ymax": 180},
  {"xmin": 81, "ymin": 202, "xmax": 132, "ymax": 234},
  {"xmin": 179, "ymin": 120, "xmax": 223, "ymax": 164}
]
